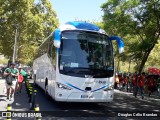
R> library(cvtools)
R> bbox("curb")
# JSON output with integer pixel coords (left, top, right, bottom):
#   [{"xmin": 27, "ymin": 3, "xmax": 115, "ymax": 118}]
[{"xmin": 114, "ymin": 89, "xmax": 160, "ymax": 99}]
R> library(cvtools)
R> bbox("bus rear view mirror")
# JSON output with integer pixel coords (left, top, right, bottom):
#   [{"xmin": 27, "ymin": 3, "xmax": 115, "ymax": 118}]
[
  {"xmin": 109, "ymin": 36, "xmax": 124, "ymax": 54},
  {"xmin": 54, "ymin": 29, "xmax": 61, "ymax": 48}
]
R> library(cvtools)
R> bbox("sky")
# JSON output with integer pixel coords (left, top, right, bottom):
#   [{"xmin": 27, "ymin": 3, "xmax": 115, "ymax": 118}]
[{"xmin": 50, "ymin": 0, "xmax": 107, "ymax": 24}]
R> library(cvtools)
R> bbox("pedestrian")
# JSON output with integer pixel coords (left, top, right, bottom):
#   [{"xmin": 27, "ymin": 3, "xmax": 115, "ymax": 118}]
[
  {"xmin": 122, "ymin": 73, "xmax": 128, "ymax": 91},
  {"xmin": 16, "ymin": 66, "xmax": 24, "ymax": 95},
  {"xmin": 137, "ymin": 72, "xmax": 146, "ymax": 99},
  {"xmin": 128, "ymin": 73, "xmax": 133, "ymax": 92},
  {"xmin": 147, "ymin": 75, "xmax": 158, "ymax": 96},
  {"xmin": 3, "ymin": 62, "xmax": 18, "ymax": 101},
  {"xmin": 132, "ymin": 72, "xmax": 137, "ymax": 96},
  {"xmin": 118, "ymin": 73, "xmax": 123, "ymax": 90},
  {"xmin": 114, "ymin": 72, "xmax": 119, "ymax": 89},
  {"xmin": 124, "ymin": 73, "xmax": 129, "ymax": 92},
  {"xmin": 134, "ymin": 72, "xmax": 145, "ymax": 99}
]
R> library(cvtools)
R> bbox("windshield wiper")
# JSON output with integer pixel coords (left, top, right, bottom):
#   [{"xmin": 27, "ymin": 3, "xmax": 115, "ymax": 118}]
[
  {"xmin": 63, "ymin": 68, "xmax": 76, "ymax": 74},
  {"xmin": 62, "ymin": 67, "xmax": 91, "ymax": 75},
  {"xmin": 90, "ymin": 68, "xmax": 114, "ymax": 78}
]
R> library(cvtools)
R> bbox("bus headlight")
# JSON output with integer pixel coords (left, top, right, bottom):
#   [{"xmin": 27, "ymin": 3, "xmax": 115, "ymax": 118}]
[
  {"xmin": 104, "ymin": 85, "xmax": 114, "ymax": 91},
  {"xmin": 57, "ymin": 83, "xmax": 72, "ymax": 90}
]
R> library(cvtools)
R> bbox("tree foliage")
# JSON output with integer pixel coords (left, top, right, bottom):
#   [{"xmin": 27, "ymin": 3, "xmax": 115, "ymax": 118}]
[
  {"xmin": 101, "ymin": 0, "xmax": 160, "ymax": 73},
  {"xmin": 0, "ymin": 0, "xmax": 59, "ymax": 64},
  {"xmin": 146, "ymin": 42, "xmax": 160, "ymax": 67}
]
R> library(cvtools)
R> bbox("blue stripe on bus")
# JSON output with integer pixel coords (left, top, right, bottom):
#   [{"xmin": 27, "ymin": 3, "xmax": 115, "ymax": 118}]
[
  {"xmin": 66, "ymin": 83, "xmax": 86, "ymax": 92},
  {"xmin": 91, "ymin": 84, "xmax": 109, "ymax": 92},
  {"xmin": 66, "ymin": 82, "xmax": 109, "ymax": 92}
]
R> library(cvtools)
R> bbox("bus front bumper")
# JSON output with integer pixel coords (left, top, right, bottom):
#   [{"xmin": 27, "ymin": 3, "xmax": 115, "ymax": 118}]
[{"xmin": 55, "ymin": 91, "xmax": 114, "ymax": 102}]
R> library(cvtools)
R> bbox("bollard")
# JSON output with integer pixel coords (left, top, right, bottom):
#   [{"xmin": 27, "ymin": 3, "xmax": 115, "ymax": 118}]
[
  {"xmin": 28, "ymin": 89, "xmax": 32, "ymax": 102},
  {"xmin": 26, "ymin": 83, "xmax": 30, "ymax": 94},
  {"xmin": 25, "ymin": 80, "xmax": 29, "ymax": 87},
  {"xmin": 29, "ymin": 91, "xmax": 32, "ymax": 109},
  {"xmin": 34, "ymin": 104, "xmax": 41, "ymax": 120},
  {"xmin": 26, "ymin": 81, "xmax": 29, "ymax": 87},
  {"xmin": 25, "ymin": 81, "xmax": 29, "ymax": 91},
  {"xmin": 27, "ymin": 86, "xmax": 32, "ymax": 96},
  {"xmin": 31, "ymin": 90, "xmax": 37, "ymax": 110},
  {"xmin": 7, "ymin": 104, "xmax": 12, "ymax": 120}
]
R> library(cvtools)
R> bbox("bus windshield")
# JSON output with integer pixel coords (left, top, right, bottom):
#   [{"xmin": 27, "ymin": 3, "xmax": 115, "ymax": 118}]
[{"xmin": 59, "ymin": 31, "xmax": 114, "ymax": 78}]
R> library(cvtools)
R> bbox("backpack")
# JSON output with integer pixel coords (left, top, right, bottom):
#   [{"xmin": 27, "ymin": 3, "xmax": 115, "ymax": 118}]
[
  {"xmin": 6, "ymin": 74, "xmax": 13, "ymax": 85},
  {"xmin": 18, "ymin": 74, "xmax": 24, "ymax": 83}
]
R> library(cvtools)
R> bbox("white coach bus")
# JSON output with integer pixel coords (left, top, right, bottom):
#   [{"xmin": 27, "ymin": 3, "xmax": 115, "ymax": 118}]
[{"xmin": 33, "ymin": 21, "xmax": 124, "ymax": 102}]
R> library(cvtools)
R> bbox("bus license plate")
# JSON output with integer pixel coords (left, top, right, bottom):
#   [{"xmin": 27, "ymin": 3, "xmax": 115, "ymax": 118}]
[
  {"xmin": 81, "ymin": 95, "xmax": 93, "ymax": 98},
  {"xmin": 81, "ymin": 95, "xmax": 89, "ymax": 98}
]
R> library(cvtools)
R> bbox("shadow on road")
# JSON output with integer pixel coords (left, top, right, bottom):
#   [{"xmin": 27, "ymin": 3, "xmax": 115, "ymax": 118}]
[{"xmin": 31, "ymin": 83, "xmax": 160, "ymax": 119}]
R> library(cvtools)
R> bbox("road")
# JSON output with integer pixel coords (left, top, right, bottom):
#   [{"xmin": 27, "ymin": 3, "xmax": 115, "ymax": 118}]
[{"xmin": 0, "ymin": 78, "xmax": 160, "ymax": 120}]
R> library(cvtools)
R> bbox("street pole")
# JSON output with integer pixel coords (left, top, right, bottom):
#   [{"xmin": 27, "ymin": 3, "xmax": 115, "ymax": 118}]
[{"xmin": 12, "ymin": 24, "xmax": 19, "ymax": 63}]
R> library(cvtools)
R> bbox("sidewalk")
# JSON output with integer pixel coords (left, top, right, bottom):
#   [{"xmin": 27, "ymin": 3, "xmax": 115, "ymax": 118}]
[
  {"xmin": 114, "ymin": 88, "xmax": 160, "ymax": 101},
  {"xmin": 0, "ymin": 78, "xmax": 30, "ymax": 111}
]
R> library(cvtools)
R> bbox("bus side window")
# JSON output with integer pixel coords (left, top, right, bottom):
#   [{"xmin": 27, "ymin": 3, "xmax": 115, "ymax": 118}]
[
  {"xmin": 51, "ymin": 45, "xmax": 56, "ymax": 67},
  {"xmin": 46, "ymin": 37, "xmax": 56, "ymax": 67},
  {"xmin": 48, "ymin": 38, "xmax": 53, "ymax": 57}
]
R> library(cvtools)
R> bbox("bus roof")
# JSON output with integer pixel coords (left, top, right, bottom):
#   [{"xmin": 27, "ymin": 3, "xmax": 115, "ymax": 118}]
[
  {"xmin": 59, "ymin": 21, "xmax": 106, "ymax": 34},
  {"xmin": 65, "ymin": 21, "xmax": 100, "ymax": 31}
]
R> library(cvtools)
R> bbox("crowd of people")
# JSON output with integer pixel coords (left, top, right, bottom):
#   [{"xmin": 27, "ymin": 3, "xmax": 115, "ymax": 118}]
[
  {"xmin": 2, "ymin": 62, "xmax": 28, "ymax": 101},
  {"xmin": 114, "ymin": 72, "xmax": 160, "ymax": 99}
]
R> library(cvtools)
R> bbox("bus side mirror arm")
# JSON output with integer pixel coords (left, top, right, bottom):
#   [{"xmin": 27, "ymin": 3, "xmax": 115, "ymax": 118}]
[
  {"xmin": 109, "ymin": 36, "xmax": 124, "ymax": 54},
  {"xmin": 54, "ymin": 29, "xmax": 61, "ymax": 48}
]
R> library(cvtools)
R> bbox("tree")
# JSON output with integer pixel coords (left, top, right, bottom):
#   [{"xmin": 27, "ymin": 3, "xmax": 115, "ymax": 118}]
[
  {"xmin": 146, "ymin": 42, "xmax": 160, "ymax": 67},
  {"xmin": 101, "ymin": 0, "xmax": 160, "ymax": 73},
  {"xmin": 0, "ymin": 0, "xmax": 59, "ymax": 64}
]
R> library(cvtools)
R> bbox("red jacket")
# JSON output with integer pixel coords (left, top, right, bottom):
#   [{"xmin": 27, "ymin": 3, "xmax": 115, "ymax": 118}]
[
  {"xmin": 147, "ymin": 77, "xmax": 156, "ymax": 87},
  {"xmin": 138, "ymin": 75, "xmax": 145, "ymax": 87},
  {"xmin": 132, "ymin": 75, "xmax": 137, "ymax": 86}
]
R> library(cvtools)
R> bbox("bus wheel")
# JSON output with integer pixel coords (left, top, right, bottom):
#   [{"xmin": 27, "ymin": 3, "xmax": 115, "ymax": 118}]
[
  {"xmin": 45, "ymin": 78, "xmax": 49, "ymax": 97},
  {"xmin": 45, "ymin": 84, "xmax": 50, "ymax": 99},
  {"xmin": 45, "ymin": 85, "xmax": 48, "ymax": 95}
]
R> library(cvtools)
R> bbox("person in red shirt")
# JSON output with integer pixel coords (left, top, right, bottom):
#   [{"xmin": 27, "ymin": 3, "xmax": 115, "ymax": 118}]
[
  {"xmin": 124, "ymin": 74, "xmax": 129, "ymax": 92},
  {"xmin": 122, "ymin": 73, "xmax": 126, "ymax": 91},
  {"xmin": 132, "ymin": 72, "xmax": 138, "ymax": 96},
  {"xmin": 138, "ymin": 72, "xmax": 145, "ymax": 99},
  {"xmin": 118, "ymin": 73, "xmax": 123, "ymax": 90},
  {"xmin": 134, "ymin": 72, "xmax": 146, "ymax": 99},
  {"xmin": 146, "ymin": 76, "xmax": 158, "ymax": 96},
  {"xmin": 114, "ymin": 73, "xmax": 119, "ymax": 89},
  {"xmin": 120, "ymin": 73, "xmax": 128, "ymax": 91}
]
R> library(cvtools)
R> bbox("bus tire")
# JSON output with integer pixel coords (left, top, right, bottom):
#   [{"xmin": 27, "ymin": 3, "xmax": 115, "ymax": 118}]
[{"xmin": 45, "ymin": 78, "xmax": 49, "ymax": 99}]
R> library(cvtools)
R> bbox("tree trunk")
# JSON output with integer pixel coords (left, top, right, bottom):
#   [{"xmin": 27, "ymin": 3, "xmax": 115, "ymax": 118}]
[
  {"xmin": 116, "ymin": 56, "xmax": 120, "ymax": 73},
  {"xmin": 138, "ymin": 44, "xmax": 155, "ymax": 73}
]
